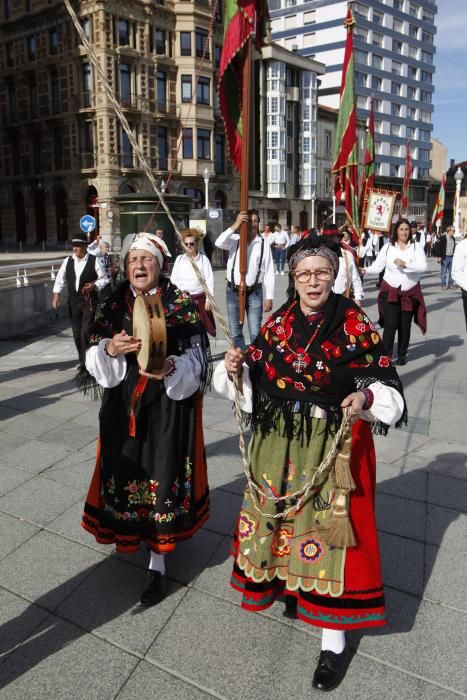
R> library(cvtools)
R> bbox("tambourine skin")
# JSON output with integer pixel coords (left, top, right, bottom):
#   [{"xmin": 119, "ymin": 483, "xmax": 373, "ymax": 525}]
[{"xmin": 133, "ymin": 294, "xmax": 167, "ymax": 372}]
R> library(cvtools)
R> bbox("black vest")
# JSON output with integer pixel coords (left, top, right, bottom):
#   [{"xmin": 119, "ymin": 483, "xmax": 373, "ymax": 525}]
[{"xmin": 66, "ymin": 254, "xmax": 98, "ymax": 307}]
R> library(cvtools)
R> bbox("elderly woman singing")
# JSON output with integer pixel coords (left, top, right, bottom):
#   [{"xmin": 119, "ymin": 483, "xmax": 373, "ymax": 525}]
[
  {"xmin": 81, "ymin": 232, "xmax": 211, "ymax": 607},
  {"xmin": 214, "ymin": 233, "xmax": 406, "ymax": 691}
]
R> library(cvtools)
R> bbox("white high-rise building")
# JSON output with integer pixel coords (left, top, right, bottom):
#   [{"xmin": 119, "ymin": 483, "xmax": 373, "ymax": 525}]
[{"xmin": 271, "ymin": 0, "xmax": 437, "ymax": 192}]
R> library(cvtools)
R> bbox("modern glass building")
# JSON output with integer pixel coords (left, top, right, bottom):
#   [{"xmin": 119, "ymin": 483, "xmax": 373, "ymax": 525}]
[{"xmin": 270, "ymin": 0, "xmax": 437, "ymax": 214}]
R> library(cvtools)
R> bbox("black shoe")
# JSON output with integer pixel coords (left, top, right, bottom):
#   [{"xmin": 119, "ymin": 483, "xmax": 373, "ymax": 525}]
[
  {"xmin": 312, "ymin": 646, "xmax": 348, "ymax": 691},
  {"xmin": 283, "ymin": 595, "xmax": 297, "ymax": 619},
  {"xmin": 397, "ymin": 355, "xmax": 408, "ymax": 366},
  {"xmin": 140, "ymin": 570, "xmax": 168, "ymax": 607}
]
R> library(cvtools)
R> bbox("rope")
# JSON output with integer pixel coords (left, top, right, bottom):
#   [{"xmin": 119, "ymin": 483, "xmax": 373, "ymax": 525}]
[
  {"xmin": 64, "ymin": 0, "xmax": 250, "ymax": 491},
  {"xmin": 63, "ymin": 0, "xmax": 353, "ymax": 518},
  {"xmin": 245, "ymin": 409, "xmax": 354, "ymax": 520}
]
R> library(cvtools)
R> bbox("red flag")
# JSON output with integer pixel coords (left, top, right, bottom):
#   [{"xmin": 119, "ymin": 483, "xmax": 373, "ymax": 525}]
[
  {"xmin": 218, "ymin": 0, "xmax": 269, "ymax": 171},
  {"xmin": 401, "ymin": 141, "xmax": 411, "ymax": 213},
  {"xmin": 332, "ymin": 7, "xmax": 359, "ymax": 242},
  {"xmin": 431, "ymin": 172, "xmax": 446, "ymax": 230}
]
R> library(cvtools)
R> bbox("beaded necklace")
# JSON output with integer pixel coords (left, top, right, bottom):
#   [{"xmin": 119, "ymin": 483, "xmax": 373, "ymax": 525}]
[{"xmin": 280, "ymin": 300, "xmax": 324, "ymax": 374}]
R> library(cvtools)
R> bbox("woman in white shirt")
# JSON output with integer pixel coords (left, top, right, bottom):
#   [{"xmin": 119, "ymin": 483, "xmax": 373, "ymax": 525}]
[
  {"xmin": 363, "ymin": 218, "xmax": 427, "ymax": 365},
  {"xmin": 170, "ymin": 228, "xmax": 216, "ymax": 336}
]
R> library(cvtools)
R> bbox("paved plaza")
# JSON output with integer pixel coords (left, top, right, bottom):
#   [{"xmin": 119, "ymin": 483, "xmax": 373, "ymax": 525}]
[{"xmin": 0, "ymin": 261, "xmax": 466, "ymax": 699}]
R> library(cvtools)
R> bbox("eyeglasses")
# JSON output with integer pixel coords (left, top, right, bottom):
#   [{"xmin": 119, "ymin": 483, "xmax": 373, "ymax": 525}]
[
  {"xmin": 185, "ymin": 242, "xmax": 197, "ymax": 247},
  {"xmin": 294, "ymin": 268, "xmax": 333, "ymax": 283}
]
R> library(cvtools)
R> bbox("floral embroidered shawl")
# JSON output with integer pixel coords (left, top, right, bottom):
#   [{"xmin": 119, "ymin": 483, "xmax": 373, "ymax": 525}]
[{"xmin": 245, "ymin": 293, "xmax": 406, "ymax": 437}]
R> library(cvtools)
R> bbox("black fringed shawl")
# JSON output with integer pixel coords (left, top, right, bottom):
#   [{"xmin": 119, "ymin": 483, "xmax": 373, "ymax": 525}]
[
  {"xmin": 245, "ymin": 293, "xmax": 406, "ymax": 438},
  {"xmin": 78, "ymin": 278, "xmax": 211, "ymax": 395}
]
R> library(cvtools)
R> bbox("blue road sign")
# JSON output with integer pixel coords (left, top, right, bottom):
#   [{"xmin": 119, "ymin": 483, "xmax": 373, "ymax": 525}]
[{"xmin": 80, "ymin": 215, "xmax": 96, "ymax": 234}]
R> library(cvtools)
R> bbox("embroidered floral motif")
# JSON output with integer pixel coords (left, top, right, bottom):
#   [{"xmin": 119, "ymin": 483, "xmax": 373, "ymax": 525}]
[
  {"xmin": 239, "ymin": 512, "xmax": 256, "ymax": 541},
  {"xmin": 378, "ymin": 355, "xmax": 391, "ymax": 367},
  {"xmin": 271, "ymin": 527, "xmax": 292, "ymax": 558},
  {"xmin": 124, "ymin": 479, "xmax": 160, "ymax": 506},
  {"xmin": 298, "ymin": 537, "xmax": 325, "ymax": 563}
]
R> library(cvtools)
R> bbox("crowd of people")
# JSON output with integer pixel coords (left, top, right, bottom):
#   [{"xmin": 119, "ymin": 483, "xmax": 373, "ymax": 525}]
[{"xmin": 50, "ymin": 211, "xmax": 465, "ymax": 692}]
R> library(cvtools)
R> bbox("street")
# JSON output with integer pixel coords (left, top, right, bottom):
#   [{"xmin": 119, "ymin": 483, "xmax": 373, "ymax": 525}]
[{"xmin": 0, "ymin": 261, "xmax": 466, "ymax": 699}]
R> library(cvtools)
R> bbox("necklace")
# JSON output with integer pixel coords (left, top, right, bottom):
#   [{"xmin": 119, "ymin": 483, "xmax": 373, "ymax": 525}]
[{"xmin": 280, "ymin": 301, "xmax": 324, "ymax": 374}]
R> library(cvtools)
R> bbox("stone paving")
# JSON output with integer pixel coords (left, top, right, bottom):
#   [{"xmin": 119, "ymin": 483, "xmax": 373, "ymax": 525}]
[{"xmin": 0, "ymin": 261, "xmax": 466, "ymax": 699}]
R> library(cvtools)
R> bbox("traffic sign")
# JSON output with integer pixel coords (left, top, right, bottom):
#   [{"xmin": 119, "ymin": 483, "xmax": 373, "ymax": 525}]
[
  {"xmin": 107, "ymin": 210, "xmax": 114, "ymax": 219},
  {"xmin": 80, "ymin": 215, "xmax": 96, "ymax": 233}
]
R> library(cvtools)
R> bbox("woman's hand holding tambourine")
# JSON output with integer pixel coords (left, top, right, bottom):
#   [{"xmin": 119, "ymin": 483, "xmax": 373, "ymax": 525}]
[
  {"xmin": 139, "ymin": 358, "xmax": 175, "ymax": 380},
  {"xmin": 107, "ymin": 331, "xmax": 141, "ymax": 357}
]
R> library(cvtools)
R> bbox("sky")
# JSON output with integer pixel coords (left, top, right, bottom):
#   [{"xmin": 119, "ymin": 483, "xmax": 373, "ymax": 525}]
[{"xmin": 432, "ymin": 0, "xmax": 467, "ymax": 165}]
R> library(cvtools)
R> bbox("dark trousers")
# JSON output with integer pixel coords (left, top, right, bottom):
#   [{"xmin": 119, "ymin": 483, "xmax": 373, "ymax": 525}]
[
  {"xmin": 69, "ymin": 300, "xmax": 95, "ymax": 366},
  {"xmin": 462, "ymin": 289, "xmax": 467, "ymax": 332},
  {"xmin": 381, "ymin": 295, "xmax": 413, "ymax": 359}
]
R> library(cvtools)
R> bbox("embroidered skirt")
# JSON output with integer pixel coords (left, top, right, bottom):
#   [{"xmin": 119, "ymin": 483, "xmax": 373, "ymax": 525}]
[
  {"xmin": 82, "ymin": 387, "xmax": 209, "ymax": 554},
  {"xmin": 231, "ymin": 417, "xmax": 386, "ymax": 630}
]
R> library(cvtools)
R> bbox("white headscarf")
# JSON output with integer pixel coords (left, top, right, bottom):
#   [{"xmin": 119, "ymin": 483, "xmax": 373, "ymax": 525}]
[{"xmin": 120, "ymin": 232, "xmax": 171, "ymax": 271}]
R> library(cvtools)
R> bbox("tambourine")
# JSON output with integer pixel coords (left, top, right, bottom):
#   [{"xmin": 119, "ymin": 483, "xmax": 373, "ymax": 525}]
[{"xmin": 132, "ymin": 294, "xmax": 167, "ymax": 372}]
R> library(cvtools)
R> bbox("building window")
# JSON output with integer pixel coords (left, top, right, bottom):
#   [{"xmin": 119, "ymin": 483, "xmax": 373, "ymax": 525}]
[
  {"xmin": 406, "ymin": 126, "xmax": 415, "ymax": 139},
  {"xmin": 6, "ymin": 42, "xmax": 13, "ymax": 67},
  {"xmin": 393, "ymin": 18, "xmax": 403, "ymax": 33},
  {"xmin": 27, "ymin": 35, "xmax": 37, "ymax": 61},
  {"xmin": 418, "ymin": 148, "xmax": 430, "ymax": 160},
  {"xmin": 372, "ymin": 32, "xmax": 383, "ymax": 47},
  {"xmin": 391, "ymin": 103, "xmax": 401, "ymax": 117},
  {"xmin": 197, "ymin": 128, "xmax": 211, "ymax": 159},
  {"xmin": 355, "ymin": 71, "xmax": 366, "ymax": 87},
  {"xmin": 4, "ymin": 0, "xmax": 11, "ymax": 18},
  {"xmin": 155, "ymin": 29, "xmax": 166, "ymax": 54},
  {"xmin": 422, "ymin": 9, "xmax": 434, "ymax": 22},
  {"xmin": 389, "ymin": 164, "xmax": 400, "ymax": 177},
  {"xmin": 195, "ymin": 28, "xmax": 209, "ymax": 58},
  {"xmin": 391, "ymin": 82, "xmax": 401, "ymax": 96},
  {"xmin": 119, "ymin": 63, "xmax": 131, "ymax": 106},
  {"xmin": 180, "ymin": 31, "xmax": 191, "ymax": 56},
  {"xmin": 373, "ymin": 10, "xmax": 383, "ymax": 24},
  {"xmin": 407, "ymin": 106, "xmax": 416, "ymax": 119},
  {"xmin": 419, "ymin": 129, "xmax": 430, "ymax": 142},
  {"xmin": 121, "ymin": 125, "xmax": 133, "ymax": 167},
  {"xmin": 182, "ymin": 128, "xmax": 193, "ymax": 158},
  {"xmin": 409, "ymin": 45, "xmax": 418, "ymax": 59},
  {"xmin": 54, "ymin": 126, "xmax": 63, "ymax": 169},
  {"xmin": 372, "ymin": 54, "xmax": 382, "ymax": 69},
  {"xmin": 51, "ymin": 68, "xmax": 60, "ymax": 113},
  {"xmin": 156, "ymin": 71, "xmax": 166, "ymax": 111},
  {"xmin": 355, "ymin": 49, "xmax": 368, "ymax": 65},
  {"xmin": 181, "ymin": 75, "xmax": 192, "ymax": 102},
  {"xmin": 419, "ymin": 110, "xmax": 431, "ymax": 123},
  {"xmin": 409, "ymin": 24, "xmax": 419, "ymax": 39},
  {"xmin": 392, "ymin": 61, "xmax": 402, "ymax": 76},
  {"xmin": 82, "ymin": 61, "xmax": 92, "ymax": 107},
  {"xmin": 393, "ymin": 0, "xmax": 404, "ymax": 9},
  {"xmin": 7, "ymin": 79, "xmax": 17, "ymax": 121},
  {"xmin": 390, "ymin": 123, "xmax": 401, "ymax": 137},
  {"xmin": 49, "ymin": 29, "xmax": 58, "ymax": 55},
  {"xmin": 29, "ymin": 77, "xmax": 38, "ymax": 118},
  {"xmin": 393, "ymin": 39, "xmax": 403, "ymax": 53},
  {"xmin": 32, "ymin": 136, "xmax": 41, "ymax": 174},
  {"xmin": 372, "ymin": 76, "xmax": 382, "ymax": 91},
  {"xmin": 409, "ymin": 3, "xmax": 419, "ymax": 17},
  {"xmin": 420, "ymin": 90, "xmax": 432, "ymax": 104},
  {"xmin": 214, "ymin": 44, "xmax": 222, "ymax": 68},
  {"xmin": 81, "ymin": 17, "xmax": 90, "ymax": 40},
  {"xmin": 324, "ymin": 130, "xmax": 332, "ymax": 157},
  {"xmin": 390, "ymin": 144, "xmax": 400, "ymax": 157},
  {"xmin": 118, "ymin": 19, "xmax": 130, "ymax": 46},
  {"xmin": 158, "ymin": 126, "xmax": 168, "ymax": 169},
  {"xmin": 408, "ymin": 66, "xmax": 418, "ymax": 79},
  {"xmin": 407, "ymin": 86, "xmax": 417, "ymax": 99},
  {"xmin": 215, "ymin": 133, "xmax": 225, "ymax": 174},
  {"xmin": 25, "ymin": 0, "xmax": 31, "ymax": 10},
  {"xmin": 421, "ymin": 50, "xmax": 433, "ymax": 65},
  {"xmin": 304, "ymin": 10, "xmax": 316, "ymax": 24},
  {"xmin": 420, "ymin": 70, "xmax": 432, "ymax": 83},
  {"xmin": 196, "ymin": 76, "xmax": 210, "ymax": 105}
]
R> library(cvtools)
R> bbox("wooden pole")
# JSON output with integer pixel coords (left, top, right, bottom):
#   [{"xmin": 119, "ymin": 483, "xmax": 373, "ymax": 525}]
[{"xmin": 238, "ymin": 38, "xmax": 253, "ymax": 325}]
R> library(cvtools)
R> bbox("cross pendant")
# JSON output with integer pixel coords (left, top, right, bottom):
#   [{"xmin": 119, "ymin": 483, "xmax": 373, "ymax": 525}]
[{"xmin": 292, "ymin": 356, "xmax": 306, "ymax": 373}]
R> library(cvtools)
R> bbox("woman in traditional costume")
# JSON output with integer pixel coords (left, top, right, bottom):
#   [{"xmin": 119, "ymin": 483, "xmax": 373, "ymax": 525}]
[
  {"xmin": 81, "ymin": 232, "xmax": 211, "ymax": 607},
  {"xmin": 214, "ymin": 233, "xmax": 405, "ymax": 691},
  {"xmin": 170, "ymin": 227, "xmax": 216, "ymax": 337},
  {"xmin": 362, "ymin": 218, "xmax": 427, "ymax": 365}
]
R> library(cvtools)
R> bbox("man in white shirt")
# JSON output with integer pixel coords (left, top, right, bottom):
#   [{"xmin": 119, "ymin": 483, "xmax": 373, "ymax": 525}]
[
  {"xmin": 273, "ymin": 224, "xmax": 290, "ymax": 275},
  {"xmin": 452, "ymin": 236, "xmax": 467, "ymax": 330},
  {"xmin": 321, "ymin": 225, "xmax": 364, "ymax": 303},
  {"xmin": 215, "ymin": 210, "xmax": 275, "ymax": 350},
  {"xmin": 52, "ymin": 232, "xmax": 109, "ymax": 369}
]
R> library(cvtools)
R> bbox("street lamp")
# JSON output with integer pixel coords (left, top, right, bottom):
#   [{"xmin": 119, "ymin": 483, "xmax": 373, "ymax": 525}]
[
  {"xmin": 454, "ymin": 166, "xmax": 464, "ymax": 239},
  {"xmin": 203, "ymin": 167, "xmax": 211, "ymax": 211}
]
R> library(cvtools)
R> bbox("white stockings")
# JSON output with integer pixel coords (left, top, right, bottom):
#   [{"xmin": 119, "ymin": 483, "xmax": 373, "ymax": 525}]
[
  {"xmin": 149, "ymin": 551, "xmax": 166, "ymax": 575},
  {"xmin": 321, "ymin": 628, "xmax": 346, "ymax": 654}
]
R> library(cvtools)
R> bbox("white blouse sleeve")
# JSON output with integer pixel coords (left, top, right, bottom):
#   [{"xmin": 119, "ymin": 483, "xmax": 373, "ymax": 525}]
[
  {"xmin": 361, "ymin": 381, "xmax": 404, "ymax": 425},
  {"xmin": 164, "ymin": 339, "xmax": 205, "ymax": 400},
  {"xmin": 212, "ymin": 360, "xmax": 253, "ymax": 412},
  {"xmin": 202, "ymin": 256, "xmax": 215, "ymax": 297},
  {"xmin": 85, "ymin": 339, "xmax": 127, "ymax": 388},
  {"xmin": 364, "ymin": 243, "xmax": 390, "ymax": 276},
  {"xmin": 404, "ymin": 243, "xmax": 427, "ymax": 274}
]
